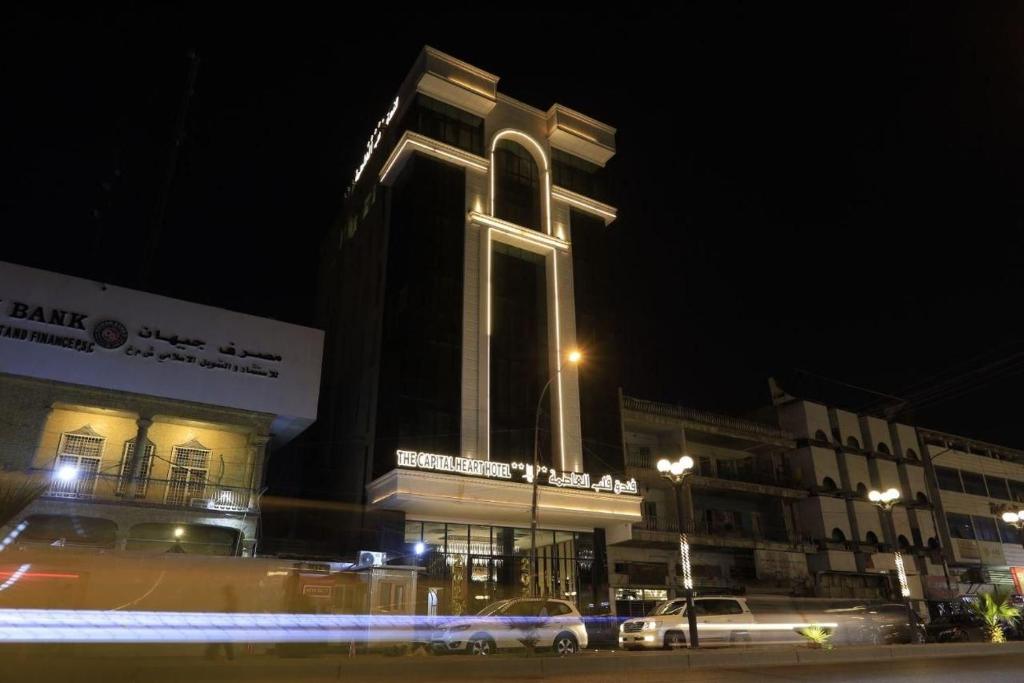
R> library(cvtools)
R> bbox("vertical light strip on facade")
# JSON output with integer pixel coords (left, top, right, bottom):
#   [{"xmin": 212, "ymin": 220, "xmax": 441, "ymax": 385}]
[{"xmin": 552, "ymin": 246, "xmax": 565, "ymax": 468}]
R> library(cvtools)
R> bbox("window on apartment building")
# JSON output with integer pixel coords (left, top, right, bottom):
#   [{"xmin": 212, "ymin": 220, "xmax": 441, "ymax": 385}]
[
  {"xmin": 934, "ymin": 466, "xmax": 963, "ymax": 493},
  {"xmin": 50, "ymin": 430, "xmax": 104, "ymax": 498},
  {"xmin": 1011, "ymin": 480, "xmax": 1024, "ymax": 503},
  {"xmin": 625, "ymin": 444, "xmax": 652, "ymax": 469},
  {"xmin": 972, "ymin": 516, "xmax": 1000, "ymax": 543},
  {"xmin": 945, "ymin": 513, "xmax": 975, "ymax": 540},
  {"xmin": 960, "ymin": 471, "xmax": 988, "ymax": 497},
  {"xmin": 165, "ymin": 442, "xmax": 210, "ymax": 506},
  {"xmin": 116, "ymin": 439, "xmax": 155, "ymax": 498},
  {"xmin": 984, "ymin": 476, "xmax": 1011, "ymax": 501}
]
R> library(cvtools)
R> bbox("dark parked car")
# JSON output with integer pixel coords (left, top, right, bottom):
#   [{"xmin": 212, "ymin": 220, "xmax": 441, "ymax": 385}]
[{"xmin": 839, "ymin": 602, "xmax": 929, "ymax": 647}]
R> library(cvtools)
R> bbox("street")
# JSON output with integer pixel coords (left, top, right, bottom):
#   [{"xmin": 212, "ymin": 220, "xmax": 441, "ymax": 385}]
[{"xmin": 3, "ymin": 645, "xmax": 1023, "ymax": 683}]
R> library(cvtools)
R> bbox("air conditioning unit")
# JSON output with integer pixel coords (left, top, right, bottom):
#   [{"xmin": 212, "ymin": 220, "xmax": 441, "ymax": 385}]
[{"xmin": 357, "ymin": 550, "xmax": 386, "ymax": 567}]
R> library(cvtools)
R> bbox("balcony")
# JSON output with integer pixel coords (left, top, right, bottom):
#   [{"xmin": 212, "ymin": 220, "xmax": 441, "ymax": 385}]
[{"xmin": 37, "ymin": 470, "xmax": 254, "ymax": 513}]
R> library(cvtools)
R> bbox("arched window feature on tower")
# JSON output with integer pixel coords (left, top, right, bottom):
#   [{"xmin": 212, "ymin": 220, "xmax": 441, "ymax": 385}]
[
  {"xmin": 915, "ymin": 491, "xmax": 929, "ymax": 505},
  {"xmin": 493, "ymin": 139, "xmax": 541, "ymax": 230},
  {"xmin": 831, "ymin": 528, "xmax": 847, "ymax": 543},
  {"xmin": 821, "ymin": 476, "xmax": 838, "ymax": 492},
  {"xmin": 898, "ymin": 534, "xmax": 911, "ymax": 550},
  {"xmin": 856, "ymin": 482, "xmax": 868, "ymax": 498},
  {"xmin": 846, "ymin": 436, "xmax": 861, "ymax": 449},
  {"xmin": 865, "ymin": 530, "xmax": 879, "ymax": 545},
  {"xmin": 905, "ymin": 448, "xmax": 919, "ymax": 462},
  {"xmin": 877, "ymin": 442, "xmax": 891, "ymax": 454},
  {"xmin": 814, "ymin": 429, "xmax": 829, "ymax": 443}
]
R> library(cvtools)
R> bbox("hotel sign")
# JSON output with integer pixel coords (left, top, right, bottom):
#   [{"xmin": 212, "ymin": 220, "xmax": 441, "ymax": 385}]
[
  {"xmin": 396, "ymin": 449, "xmax": 639, "ymax": 496},
  {"xmin": 348, "ymin": 96, "xmax": 400, "ymax": 195}
]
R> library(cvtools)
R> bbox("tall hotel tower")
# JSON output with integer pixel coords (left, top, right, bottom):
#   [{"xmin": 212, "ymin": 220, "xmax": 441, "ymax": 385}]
[{"xmin": 313, "ymin": 47, "xmax": 638, "ymax": 610}]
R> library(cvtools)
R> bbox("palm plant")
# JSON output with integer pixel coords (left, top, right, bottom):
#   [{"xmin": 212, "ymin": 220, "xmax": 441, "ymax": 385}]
[
  {"xmin": 969, "ymin": 592, "xmax": 1021, "ymax": 644},
  {"xmin": 797, "ymin": 625, "xmax": 833, "ymax": 650}
]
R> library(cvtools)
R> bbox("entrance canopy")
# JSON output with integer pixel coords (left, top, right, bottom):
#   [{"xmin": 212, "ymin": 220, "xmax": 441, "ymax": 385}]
[{"xmin": 367, "ymin": 468, "xmax": 641, "ymax": 531}]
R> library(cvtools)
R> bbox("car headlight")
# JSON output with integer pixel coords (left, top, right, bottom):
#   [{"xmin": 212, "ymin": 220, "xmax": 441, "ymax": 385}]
[{"xmin": 642, "ymin": 622, "xmax": 658, "ymax": 631}]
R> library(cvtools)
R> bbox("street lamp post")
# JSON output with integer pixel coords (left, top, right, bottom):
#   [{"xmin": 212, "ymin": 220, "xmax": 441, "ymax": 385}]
[
  {"xmin": 657, "ymin": 455, "xmax": 699, "ymax": 649},
  {"xmin": 529, "ymin": 349, "xmax": 582, "ymax": 598},
  {"xmin": 869, "ymin": 488, "xmax": 916, "ymax": 628}
]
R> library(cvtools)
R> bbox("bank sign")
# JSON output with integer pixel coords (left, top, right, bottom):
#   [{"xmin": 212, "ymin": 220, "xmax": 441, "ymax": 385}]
[
  {"xmin": 397, "ymin": 449, "xmax": 639, "ymax": 496},
  {"xmin": 0, "ymin": 261, "xmax": 323, "ymax": 441}
]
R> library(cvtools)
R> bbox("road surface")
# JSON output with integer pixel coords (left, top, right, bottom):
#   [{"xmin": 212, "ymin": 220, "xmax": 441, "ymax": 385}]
[{"xmin": 2, "ymin": 647, "xmax": 1022, "ymax": 683}]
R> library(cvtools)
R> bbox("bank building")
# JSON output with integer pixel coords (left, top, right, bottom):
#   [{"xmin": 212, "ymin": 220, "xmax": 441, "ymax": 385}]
[{"xmin": 301, "ymin": 46, "xmax": 640, "ymax": 616}]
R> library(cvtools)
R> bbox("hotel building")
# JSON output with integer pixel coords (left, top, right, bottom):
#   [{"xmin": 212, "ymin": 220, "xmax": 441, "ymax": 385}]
[{"xmin": 309, "ymin": 47, "xmax": 640, "ymax": 614}]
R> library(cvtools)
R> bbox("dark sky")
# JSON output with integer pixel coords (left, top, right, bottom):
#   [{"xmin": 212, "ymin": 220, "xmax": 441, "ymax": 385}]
[{"xmin": 5, "ymin": 6, "xmax": 1024, "ymax": 446}]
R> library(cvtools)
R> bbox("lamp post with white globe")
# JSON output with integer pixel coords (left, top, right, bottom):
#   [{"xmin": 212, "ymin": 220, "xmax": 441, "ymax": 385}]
[
  {"xmin": 868, "ymin": 487, "xmax": 916, "ymax": 628},
  {"xmin": 1000, "ymin": 510, "xmax": 1024, "ymax": 549},
  {"xmin": 657, "ymin": 455, "xmax": 699, "ymax": 648}
]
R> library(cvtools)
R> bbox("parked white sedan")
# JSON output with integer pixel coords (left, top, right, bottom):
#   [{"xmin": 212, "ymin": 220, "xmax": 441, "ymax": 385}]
[{"xmin": 432, "ymin": 598, "xmax": 588, "ymax": 655}]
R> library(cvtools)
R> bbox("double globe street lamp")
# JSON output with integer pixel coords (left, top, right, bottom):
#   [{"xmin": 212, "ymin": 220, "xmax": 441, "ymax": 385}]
[
  {"xmin": 868, "ymin": 488, "xmax": 916, "ymax": 627},
  {"xmin": 1000, "ymin": 510, "xmax": 1024, "ymax": 549},
  {"xmin": 657, "ymin": 455, "xmax": 699, "ymax": 648}
]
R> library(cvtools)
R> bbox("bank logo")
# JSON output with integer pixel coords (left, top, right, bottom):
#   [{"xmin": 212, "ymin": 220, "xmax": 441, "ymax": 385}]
[{"xmin": 92, "ymin": 319, "xmax": 128, "ymax": 350}]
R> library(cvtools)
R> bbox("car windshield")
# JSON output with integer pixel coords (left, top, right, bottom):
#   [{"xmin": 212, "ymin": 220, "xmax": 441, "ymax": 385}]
[{"xmin": 648, "ymin": 599, "xmax": 685, "ymax": 616}]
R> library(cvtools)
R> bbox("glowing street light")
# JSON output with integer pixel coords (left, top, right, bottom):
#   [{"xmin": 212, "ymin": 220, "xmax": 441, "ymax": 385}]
[
  {"xmin": 173, "ymin": 527, "xmax": 185, "ymax": 539},
  {"xmin": 657, "ymin": 455, "xmax": 699, "ymax": 649},
  {"xmin": 55, "ymin": 465, "xmax": 78, "ymax": 483},
  {"xmin": 414, "ymin": 541, "xmax": 426, "ymax": 555},
  {"xmin": 867, "ymin": 489, "xmax": 914, "ymax": 613},
  {"xmin": 530, "ymin": 349, "xmax": 583, "ymax": 597},
  {"xmin": 1001, "ymin": 511, "xmax": 1024, "ymax": 526}
]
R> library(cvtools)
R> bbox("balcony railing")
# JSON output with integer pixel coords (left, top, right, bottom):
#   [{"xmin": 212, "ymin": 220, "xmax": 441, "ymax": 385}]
[
  {"xmin": 622, "ymin": 396, "xmax": 795, "ymax": 442},
  {"xmin": 635, "ymin": 517, "xmax": 680, "ymax": 533},
  {"xmin": 37, "ymin": 469, "xmax": 255, "ymax": 512}
]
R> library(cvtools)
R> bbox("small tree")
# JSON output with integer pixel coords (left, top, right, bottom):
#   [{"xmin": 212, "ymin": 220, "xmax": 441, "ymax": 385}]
[{"xmin": 969, "ymin": 592, "xmax": 1021, "ymax": 644}]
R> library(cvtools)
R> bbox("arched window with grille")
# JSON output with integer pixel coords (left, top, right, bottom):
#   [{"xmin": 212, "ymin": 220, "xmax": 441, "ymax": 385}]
[
  {"xmin": 50, "ymin": 425, "xmax": 104, "ymax": 498},
  {"xmin": 165, "ymin": 439, "xmax": 210, "ymax": 506}
]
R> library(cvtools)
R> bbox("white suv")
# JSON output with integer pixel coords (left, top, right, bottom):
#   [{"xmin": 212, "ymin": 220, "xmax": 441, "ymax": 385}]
[
  {"xmin": 619, "ymin": 596, "xmax": 753, "ymax": 649},
  {"xmin": 432, "ymin": 598, "xmax": 588, "ymax": 655}
]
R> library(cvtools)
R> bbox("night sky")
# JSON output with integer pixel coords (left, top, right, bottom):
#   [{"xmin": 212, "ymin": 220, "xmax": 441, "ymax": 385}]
[{"xmin": 5, "ymin": 6, "xmax": 1024, "ymax": 447}]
